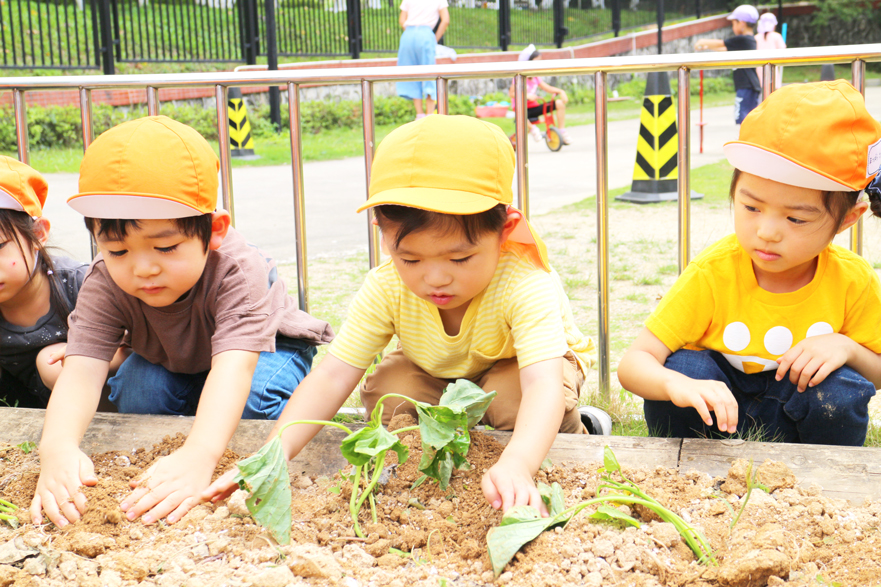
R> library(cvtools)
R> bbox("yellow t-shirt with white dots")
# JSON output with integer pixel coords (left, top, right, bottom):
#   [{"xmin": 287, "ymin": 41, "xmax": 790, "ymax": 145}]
[
  {"xmin": 646, "ymin": 234, "xmax": 881, "ymax": 374},
  {"xmin": 328, "ymin": 242, "xmax": 595, "ymax": 379}
]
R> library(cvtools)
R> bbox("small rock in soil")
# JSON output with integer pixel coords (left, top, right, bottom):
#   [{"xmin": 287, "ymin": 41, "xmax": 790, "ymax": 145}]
[{"xmin": 718, "ymin": 549, "xmax": 790, "ymax": 587}]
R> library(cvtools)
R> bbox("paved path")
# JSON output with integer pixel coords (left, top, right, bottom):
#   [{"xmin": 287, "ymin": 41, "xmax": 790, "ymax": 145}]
[{"xmin": 41, "ymin": 86, "xmax": 881, "ymax": 264}]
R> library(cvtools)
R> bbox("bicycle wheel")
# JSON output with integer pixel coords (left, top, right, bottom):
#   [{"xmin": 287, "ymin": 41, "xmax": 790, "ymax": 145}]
[{"xmin": 545, "ymin": 127, "xmax": 563, "ymax": 152}]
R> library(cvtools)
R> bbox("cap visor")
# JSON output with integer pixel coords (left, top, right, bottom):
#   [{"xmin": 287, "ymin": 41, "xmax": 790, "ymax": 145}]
[
  {"xmin": 357, "ymin": 187, "xmax": 504, "ymax": 214},
  {"xmin": 68, "ymin": 193, "xmax": 206, "ymax": 219},
  {"xmin": 0, "ymin": 188, "xmax": 26, "ymax": 213},
  {"xmin": 723, "ymin": 142, "xmax": 857, "ymax": 192}
]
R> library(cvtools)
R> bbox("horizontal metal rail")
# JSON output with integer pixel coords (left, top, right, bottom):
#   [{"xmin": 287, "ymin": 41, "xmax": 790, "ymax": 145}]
[{"xmin": 3, "ymin": 44, "xmax": 879, "ymax": 398}]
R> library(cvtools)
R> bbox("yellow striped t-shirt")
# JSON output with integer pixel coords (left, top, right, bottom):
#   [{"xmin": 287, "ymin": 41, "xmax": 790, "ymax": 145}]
[{"xmin": 329, "ymin": 243, "xmax": 595, "ymax": 379}]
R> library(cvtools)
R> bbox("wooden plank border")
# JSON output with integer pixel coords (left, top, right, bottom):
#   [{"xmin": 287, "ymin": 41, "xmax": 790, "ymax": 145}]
[{"xmin": 2, "ymin": 408, "xmax": 878, "ymax": 502}]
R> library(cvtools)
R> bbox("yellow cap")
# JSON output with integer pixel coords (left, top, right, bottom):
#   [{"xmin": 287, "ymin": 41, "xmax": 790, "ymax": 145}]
[
  {"xmin": 359, "ymin": 115, "xmax": 550, "ymax": 270},
  {"xmin": 0, "ymin": 156, "xmax": 47, "ymax": 217},
  {"xmin": 69, "ymin": 116, "xmax": 220, "ymax": 219},
  {"xmin": 724, "ymin": 81, "xmax": 881, "ymax": 192}
]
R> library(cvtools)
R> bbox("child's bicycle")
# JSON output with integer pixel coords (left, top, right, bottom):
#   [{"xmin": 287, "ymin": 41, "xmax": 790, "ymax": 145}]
[
  {"xmin": 509, "ymin": 101, "xmax": 564, "ymax": 152},
  {"xmin": 474, "ymin": 100, "xmax": 564, "ymax": 152}
]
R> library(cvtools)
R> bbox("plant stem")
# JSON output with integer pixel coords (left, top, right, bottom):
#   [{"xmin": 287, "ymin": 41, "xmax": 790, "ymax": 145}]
[
  {"xmin": 0, "ymin": 499, "xmax": 16, "ymax": 512},
  {"xmin": 391, "ymin": 425, "xmax": 419, "ymax": 435},
  {"xmin": 350, "ymin": 465, "xmax": 365, "ymax": 538},
  {"xmin": 277, "ymin": 420, "xmax": 353, "ymax": 438},
  {"xmin": 355, "ymin": 452, "xmax": 387, "ymax": 521}
]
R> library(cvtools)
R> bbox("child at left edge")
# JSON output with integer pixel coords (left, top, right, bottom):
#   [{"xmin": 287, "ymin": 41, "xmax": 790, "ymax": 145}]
[
  {"xmin": 29, "ymin": 116, "xmax": 333, "ymax": 528},
  {"xmin": 203, "ymin": 115, "xmax": 608, "ymax": 515}
]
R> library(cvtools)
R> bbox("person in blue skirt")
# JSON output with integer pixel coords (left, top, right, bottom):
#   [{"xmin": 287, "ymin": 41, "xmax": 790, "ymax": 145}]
[{"xmin": 397, "ymin": 0, "xmax": 450, "ymax": 119}]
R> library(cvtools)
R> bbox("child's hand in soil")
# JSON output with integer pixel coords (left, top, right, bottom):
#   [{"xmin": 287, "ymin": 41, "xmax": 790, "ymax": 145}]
[
  {"xmin": 120, "ymin": 445, "xmax": 215, "ymax": 525},
  {"xmin": 201, "ymin": 468, "xmax": 239, "ymax": 504},
  {"xmin": 775, "ymin": 333, "xmax": 850, "ymax": 392},
  {"xmin": 481, "ymin": 455, "xmax": 549, "ymax": 517},
  {"xmin": 666, "ymin": 378, "xmax": 739, "ymax": 434},
  {"xmin": 30, "ymin": 444, "xmax": 97, "ymax": 527}
]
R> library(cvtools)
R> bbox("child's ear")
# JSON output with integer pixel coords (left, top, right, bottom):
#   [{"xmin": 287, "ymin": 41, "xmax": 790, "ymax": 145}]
[
  {"xmin": 836, "ymin": 201, "xmax": 868, "ymax": 235},
  {"xmin": 208, "ymin": 211, "xmax": 232, "ymax": 251},
  {"xmin": 500, "ymin": 208, "xmax": 522, "ymax": 243},
  {"xmin": 32, "ymin": 217, "xmax": 51, "ymax": 245}
]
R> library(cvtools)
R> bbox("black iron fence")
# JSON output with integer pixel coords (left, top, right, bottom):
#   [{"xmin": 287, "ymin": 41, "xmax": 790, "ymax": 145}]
[{"xmin": 0, "ymin": 0, "xmax": 735, "ymax": 72}]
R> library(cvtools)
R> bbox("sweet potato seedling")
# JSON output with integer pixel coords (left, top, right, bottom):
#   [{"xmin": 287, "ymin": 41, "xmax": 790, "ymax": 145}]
[
  {"xmin": 486, "ymin": 446, "xmax": 716, "ymax": 577},
  {"xmin": 0, "ymin": 499, "xmax": 18, "ymax": 529},
  {"xmin": 234, "ymin": 380, "xmax": 496, "ymax": 543}
]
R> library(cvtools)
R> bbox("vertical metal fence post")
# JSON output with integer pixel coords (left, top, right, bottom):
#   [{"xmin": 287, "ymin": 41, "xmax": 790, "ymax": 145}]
[
  {"xmin": 851, "ymin": 59, "xmax": 866, "ymax": 256},
  {"xmin": 80, "ymin": 88, "xmax": 98, "ymax": 258},
  {"xmin": 761, "ymin": 64, "xmax": 774, "ymax": 101},
  {"xmin": 677, "ymin": 67, "xmax": 691, "ymax": 272},
  {"xmin": 215, "ymin": 85, "xmax": 236, "ymax": 226},
  {"xmin": 362, "ymin": 80, "xmax": 381, "ymax": 268},
  {"xmin": 265, "ymin": 0, "xmax": 282, "ymax": 131},
  {"xmin": 13, "ymin": 90, "xmax": 29, "ymax": 165},
  {"xmin": 513, "ymin": 75, "xmax": 529, "ymax": 217},
  {"xmin": 146, "ymin": 87, "xmax": 160, "ymax": 116},
  {"xmin": 287, "ymin": 82, "xmax": 309, "ymax": 312},
  {"xmin": 611, "ymin": 0, "xmax": 621, "ymax": 37},
  {"xmin": 656, "ymin": 0, "xmax": 663, "ymax": 55},
  {"xmin": 594, "ymin": 71, "xmax": 610, "ymax": 399},
  {"xmin": 347, "ymin": 0, "xmax": 361, "ymax": 59},
  {"xmin": 98, "ymin": 0, "xmax": 115, "ymax": 75},
  {"xmin": 498, "ymin": 0, "xmax": 510, "ymax": 51},
  {"xmin": 436, "ymin": 78, "xmax": 449, "ymax": 115},
  {"xmin": 553, "ymin": 0, "xmax": 567, "ymax": 48}
]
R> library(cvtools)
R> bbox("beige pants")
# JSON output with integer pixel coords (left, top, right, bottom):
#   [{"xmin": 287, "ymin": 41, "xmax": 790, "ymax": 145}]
[{"xmin": 360, "ymin": 349, "xmax": 586, "ymax": 433}]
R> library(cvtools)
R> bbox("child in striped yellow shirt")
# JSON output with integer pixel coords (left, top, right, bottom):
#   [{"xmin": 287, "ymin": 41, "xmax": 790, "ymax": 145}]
[{"xmin": 205, "ymin": 115, "xmax": 607, "ymax": 515}]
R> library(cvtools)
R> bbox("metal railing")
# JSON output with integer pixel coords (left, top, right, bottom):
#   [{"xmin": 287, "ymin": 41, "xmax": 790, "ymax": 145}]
[{"xmin": 2, "ymin": 44, "xmax": 879, "ymax": 396}]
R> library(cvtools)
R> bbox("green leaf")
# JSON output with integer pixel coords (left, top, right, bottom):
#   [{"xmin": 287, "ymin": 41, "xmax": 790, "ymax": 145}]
[
  {"xmin": 603, "ymin": 445, "xmax": 621, "ymax": 474},
  {"xmin": 538, "ymin": 482, "xmax": 566, "ymax": 517},
  {"xmin": 487, "ymin": 504, "xmax": 572, "ymax": 577},
  {"xmin": 232, "ymin": 437, "xmax": 292, "ymax": 545},
  {"xmin": 588, "ymin": 504, "xmax": 641, "ymax": 528},
  {"xmin": 340, "ymin": 422, "xmax": 408, "ymax": 467},
  {"xmin": 438, "ymin": 380, "xmax": 498, "ymax": 428},
  {"xmin": 16, "ymin": 441, "xmax": 35, "ymax": 454}
]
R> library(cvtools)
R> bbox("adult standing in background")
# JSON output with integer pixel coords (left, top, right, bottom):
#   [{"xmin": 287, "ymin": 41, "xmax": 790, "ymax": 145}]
[
  {"xmin": 397, "ymin": 0, "xmax": 450, "ymax": 120},
  {"xmin": 755, "ymin": 12, "xmax": 786, "ymax": 90}
]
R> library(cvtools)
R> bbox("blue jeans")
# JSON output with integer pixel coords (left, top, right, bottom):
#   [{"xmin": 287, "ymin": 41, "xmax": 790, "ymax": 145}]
[
  {"xmin": 108, "ymin": 336, "xmax": 317, "ymax": 420},
  {"xmin": 643, "ymin": 349, "xmax": 875, "ymax": 446},
  {"xmin": 734, "ymin": 88, "xmax": 760, "ymax": 124}
]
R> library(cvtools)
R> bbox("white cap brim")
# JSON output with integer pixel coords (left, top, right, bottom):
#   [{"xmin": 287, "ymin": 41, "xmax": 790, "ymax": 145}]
[
  {"xmin": 0, "ymin": 188, "xmax": 26, "ymax": 213},
  {"xmin": 67, "ymin": 194, "xmax": 205, "ymax": 219},
  {"xmin": 723, "ymin": 142, "xmax": 855, "ymax": 192}
]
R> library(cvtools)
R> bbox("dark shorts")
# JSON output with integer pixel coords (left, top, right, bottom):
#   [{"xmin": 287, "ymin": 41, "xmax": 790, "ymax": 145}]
[
  {"xmin": 734, "ymin": 88, "xmax": 760, "ymax": 125},
  {"xmin": 0, "ymin": 368, "xmax": 50, "ymax": 409},
  {"xmin": 526, "ymin": 101, "xmax": 558, "ymax": 121}
]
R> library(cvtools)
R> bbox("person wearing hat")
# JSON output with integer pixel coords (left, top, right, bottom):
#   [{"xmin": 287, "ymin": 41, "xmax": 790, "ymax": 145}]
[
  {"xmin": 755, "ymin": 12, "xmax": 786, "ymax": 89},
  {"xmin": 0, "ymin": 156, "xmax": 102, "ymax": 407},
  {"xmin": 694, "ymin": 4, "xmax": 762, "ymax": 124},
  {"xmin": 29, "ymin": 116, "xmax": 333, "ymax": 528},
  {"xmin": 508, "ymin": 44, "xmax": 572, "ymax": 145},
  {"xmin": 202, "ymin": 115, "xmax": 608, "ymax": 515},
  {"xmin": 618, "ymin": 81, "xmax": 881, "ymax": 447}
]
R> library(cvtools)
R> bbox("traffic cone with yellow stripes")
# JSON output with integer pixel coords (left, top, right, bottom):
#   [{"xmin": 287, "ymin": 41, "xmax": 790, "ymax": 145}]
[
  {"xmin": 616, "ymin": 72, "xmax": 702, "ymax": 204},
  {"xmin": 228, "ymin": 87, "xmax": 258, "ymax": 159}
]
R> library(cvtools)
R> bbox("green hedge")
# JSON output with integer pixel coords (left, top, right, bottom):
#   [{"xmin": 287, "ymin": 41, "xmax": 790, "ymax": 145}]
[{"xmin": 0, "ymin": 94, "xmax": 477, "ymax": 152}]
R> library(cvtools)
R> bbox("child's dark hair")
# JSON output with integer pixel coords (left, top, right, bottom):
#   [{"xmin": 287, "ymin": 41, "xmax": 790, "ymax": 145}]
[
  {"xmin": 84, "ymin": 214, "xmax": 214, "ymax": 252},
  {"xmin": 729, "ymin": 168, "xmax": 860, "ymax": 230},
  {"xmin": 373, "ymin": 204, "xmax": 508, "ymax": 249},
  {"xmin": 0, "ymin": 210, "xmax": 71, "ymax": 325}
]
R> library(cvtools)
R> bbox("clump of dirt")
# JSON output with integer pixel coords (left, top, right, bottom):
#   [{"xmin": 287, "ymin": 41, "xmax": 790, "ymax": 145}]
[{"xmin": 1, "ymin": 432, "xmax": 880, "ymax": 587}]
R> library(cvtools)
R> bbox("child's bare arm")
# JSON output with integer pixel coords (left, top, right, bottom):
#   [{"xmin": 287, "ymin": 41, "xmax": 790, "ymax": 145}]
[
  {"xmin": 776, "ymin": 334, "xmax": 881, "ymax": 391},
  {"xmin": 481, "ymin": 357, "xmax": 564, "ymax": 515},
  {"xmin": 120, "ymin": 349, "xmax": 260, "ymax": 525},
  {"xmin": 202, "ymin": 353, "xmax": 365, "ymax": 503},
  {"xmin": 695, "ymin": 39, "xmax": 726, "ymax": 51},
  {"xmin": 536, "ymin": 79, "xmax": 568, "ymax": 104},
  {"xmin": 618, "ymin": 328, "xmax": 739, "ymax": 433},
  {"xmin": 30, "ymin": 355, "xmax": 109, "ymax": 527}
]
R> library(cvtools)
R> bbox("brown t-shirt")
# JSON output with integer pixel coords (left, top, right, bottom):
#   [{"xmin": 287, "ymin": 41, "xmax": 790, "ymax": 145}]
[{"xmin": 66, "ymin": 228, "xmax": 334, "ymax": 374}]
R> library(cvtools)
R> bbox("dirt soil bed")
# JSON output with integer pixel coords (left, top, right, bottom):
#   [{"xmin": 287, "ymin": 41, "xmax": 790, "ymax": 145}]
[{"xmin": 1, "ymin": 420, "xmax": 880, "ymax": 587}]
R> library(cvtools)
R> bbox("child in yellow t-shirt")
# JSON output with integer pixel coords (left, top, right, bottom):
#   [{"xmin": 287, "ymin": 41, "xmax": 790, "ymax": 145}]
[
  {"xmin": 204, "ymin": 115, "xmax": 607, "ymax": 514},
  {"xmin": 618, "ymin": 81, "xmax": 881, "ymax": 446}
]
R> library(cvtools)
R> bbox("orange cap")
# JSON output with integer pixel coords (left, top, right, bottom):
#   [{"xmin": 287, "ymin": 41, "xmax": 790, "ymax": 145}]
[
  {"xmin": 724, "ymin": 81, "xmax": 881, "ymax": 192},
  {"xmin": 358, "ymin": 115, "xmax": 550, "ymax": 271},
  {"xmin": 69, "ymin": 116, "xmax": 219, "ymax": 219},
  {"xmin": 0, "ymin": 156, "xmax": 47, "ymax": 217}
]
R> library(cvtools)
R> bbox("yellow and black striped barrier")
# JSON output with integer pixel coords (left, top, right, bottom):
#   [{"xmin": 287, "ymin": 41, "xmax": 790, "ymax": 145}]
[
  {"xmin": 617, "ymin": 72, "xmax": 701, "ymax": 204},
  {"xmin": 228, "ymin": 87, "xmax": 256, "ymax": 159}
]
